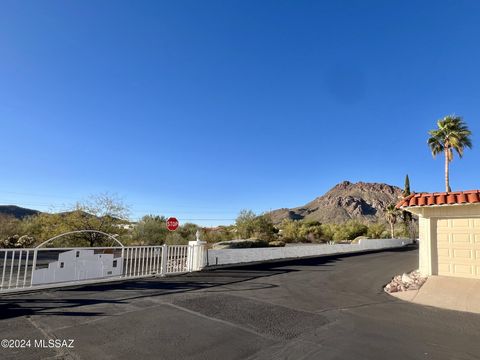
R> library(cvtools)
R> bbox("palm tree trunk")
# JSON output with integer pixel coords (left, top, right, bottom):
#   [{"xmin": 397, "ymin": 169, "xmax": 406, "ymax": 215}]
[
  {"xmin": 445, "ymin": 149, "xmax": 450, "ymax": 192},
  {"xmin": 390, "ymin": 223, "xmax": 394, "ymax": 238}
]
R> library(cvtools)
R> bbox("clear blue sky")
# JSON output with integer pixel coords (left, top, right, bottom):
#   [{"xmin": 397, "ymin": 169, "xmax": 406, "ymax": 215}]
[{"xmin": 1, "ymin": 1, "xmax": 480, "ymax": 225}]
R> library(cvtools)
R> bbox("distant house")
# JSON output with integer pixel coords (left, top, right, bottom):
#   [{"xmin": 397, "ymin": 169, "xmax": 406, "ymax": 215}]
[
  {"xmin": 32, "ymin": 249, "xmax": 123, "ymax": 285},
  {"xmin": 115, "ymin": 223, "xmax": 136, "ymax": 230}
]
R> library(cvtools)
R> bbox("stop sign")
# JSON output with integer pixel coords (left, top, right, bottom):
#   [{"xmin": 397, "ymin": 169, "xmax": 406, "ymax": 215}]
[{"xmin": 166, "ymin": 217, "xmax": 179, "ymax": 231}]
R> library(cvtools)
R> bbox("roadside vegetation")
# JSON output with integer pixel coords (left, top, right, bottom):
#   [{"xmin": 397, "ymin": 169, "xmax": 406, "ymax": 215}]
[
  {"xmin": 0, "ymin": 203, "xmax": 416, "ymax": 249},
  {"xmin": 0, "ymin": 172, "xmax": 420, "ymax": 249},
  {"xmin": 0, "ymin": 173, "xmax": 420, "ymax": 248}
]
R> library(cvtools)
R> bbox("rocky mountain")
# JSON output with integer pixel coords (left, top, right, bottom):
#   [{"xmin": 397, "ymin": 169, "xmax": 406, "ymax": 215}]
[
  {"xmin": 0, "ymin": 205, "xmax": 40, "ymax": 219},
  {"xmin": 268, "ymin": 181, "xmax": 403, "ymax": 224}
]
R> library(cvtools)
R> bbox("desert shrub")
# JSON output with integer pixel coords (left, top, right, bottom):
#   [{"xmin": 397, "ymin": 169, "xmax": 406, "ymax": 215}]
[
  {"xmin": 16, "ymin": 235, "xmax": 35, "ymax": 247},
  {"xmin": 280, "ymin": 219, "xmax": 302, "ymax": 242},
  {"xmin": 0, "ymin": 214, "xmax": 22, "ymax": 240},
  {"xmin": 235, "ymin": 210, "xmax": 277, "ymax": 241},
  {"xmin": 319, "ymin": 223, "xmax": 336, "ymax": 241},
  {"xmin": 2, "ymin": 235, "xmax": 20, "ymax": 248},
  {"xmin": 130, "ymin": 216, "xmax": 200, "ymax": 245},
  {"xmin": 1, "ymin": 234, "xmax": 35, "ymax": 248},
  {"xmin": 235, "ymin": 210, "xmax": 257, "ymax": 238},
  {"xmin": 320, "ymin": 221, "xmax": 368, "ymax": 242},
  {"xmin": 0, "ymin": 215, "xmax": 38, "ymax": 248},
  {"xmin": 367, "ymin": 223, "xmax": 387, "ymax": 239},
  {"xmin": 177, "ymin": 223, "xmax": 200, "ymax": 242},
  {"xmin": 299, "ymin": 220, "xmax": 323, "ymax": 242},
  {"xmin": 252, "ymin": 215, "xmax": 277, "ymax": 241},
  {"xmin": 164, "ymin": 232, "xmax": 189, "ymax": 245},
  {"xmin": 280, "ymin": 219, "xmax": 323, "ymax": 243},
  {"xmin": 131, "ymin": 215, "xmax": 169, "ymax": 245},
  {"xmin": 201, "ymin": 226, "xmax": 236, "ymax": 243}
]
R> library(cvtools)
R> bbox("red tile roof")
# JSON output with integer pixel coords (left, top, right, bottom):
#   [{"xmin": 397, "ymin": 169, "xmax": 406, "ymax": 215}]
[{"xmin": 396, "ymin": 190, "xmax": 480, "ymax": 208}]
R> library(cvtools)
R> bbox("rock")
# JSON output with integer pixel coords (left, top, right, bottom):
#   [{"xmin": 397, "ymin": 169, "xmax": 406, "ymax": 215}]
[
  {"xmin": 384, "ymin": 269, "xmax": 428, "ymax": 293},
  {"xmin": 401, "ymin": 273, "xmax": 414, "ymax": 284}
]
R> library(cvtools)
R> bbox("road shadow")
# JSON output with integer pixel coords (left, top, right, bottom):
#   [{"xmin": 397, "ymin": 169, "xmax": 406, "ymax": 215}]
[{"xmin": 0, "ymin": 298, "xmax": 114, "ymax": 319}]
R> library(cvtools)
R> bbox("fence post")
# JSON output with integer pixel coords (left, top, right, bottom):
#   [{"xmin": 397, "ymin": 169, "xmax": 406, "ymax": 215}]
[
  {"xmin": 161, "ymin": 244, "xmax": 168, "ymax": 276},
  {"xmin": 30, "ymin": 249, "xmax": 38, "ymax": 287},
  {"xmin": 120, "ymin": 247, "xmax": 125, "ymax": 277},
  {"xmin": 187, "ymin": 231, "xmax": 207, "ymax": 272}
]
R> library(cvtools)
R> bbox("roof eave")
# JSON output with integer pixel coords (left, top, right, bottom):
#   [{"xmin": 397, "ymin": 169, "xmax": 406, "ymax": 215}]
[{"xmin": 400, "ymin": 202, "xmax": 480, "ymax": 215}]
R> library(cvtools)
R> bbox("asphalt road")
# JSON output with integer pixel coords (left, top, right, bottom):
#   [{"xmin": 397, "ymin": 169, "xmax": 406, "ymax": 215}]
[{"xmin": 1, "ymin": 245, "xmax": 479, "ymax": 360}]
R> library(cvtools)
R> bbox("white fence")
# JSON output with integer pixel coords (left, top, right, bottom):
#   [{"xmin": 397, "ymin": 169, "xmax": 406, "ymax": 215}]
[
  {"xmin": 207, "ymin": 239, "xmax": 411, "ymax": 266},
  {"xmin": 0, "ymin": 244, "xmax": 206, "ymax": 294}
]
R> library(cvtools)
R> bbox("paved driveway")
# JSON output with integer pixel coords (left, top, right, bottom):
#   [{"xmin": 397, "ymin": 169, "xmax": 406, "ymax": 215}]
[{"xmin": 1, "ymin": 245, "xmax": 479, "ymax": 360}]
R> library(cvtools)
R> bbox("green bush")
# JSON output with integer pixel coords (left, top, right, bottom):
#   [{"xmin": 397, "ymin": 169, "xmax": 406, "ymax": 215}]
[
  {"xmin": 202, "ymin": 226, "xmax": 236, "ymax": 243},
  {"xmin": 235, "ymin": 210, "xmax": 277, "ymax": 241},
  {"xmin": 280, "ymin": 219, "xmax": 323, "ymax": 243},
  {"xmin": 164, "ymin": 232, "xmax": 189, "ymax": 245},
  {"xmin": 320, "ymin": 221, "xmax": 368, "ymax": 242},
  {"xmin": 1, "ymin": 234, "xmax": 36, "ymax": 248},
  {"xmin": 367, "ymin": 223, "xmax": 387, "ymax": 239}
]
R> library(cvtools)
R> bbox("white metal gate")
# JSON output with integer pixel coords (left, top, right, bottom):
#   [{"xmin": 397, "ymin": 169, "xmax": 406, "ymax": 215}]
[{"xmin": 0, "ymin": 240, "xmax": 207, "ymax": 294}]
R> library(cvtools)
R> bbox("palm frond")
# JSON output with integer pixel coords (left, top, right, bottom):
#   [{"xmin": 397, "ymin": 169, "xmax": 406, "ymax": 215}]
[{"xmin": 428, "ymin": 115, "xmax": 472, "ymax": 160}]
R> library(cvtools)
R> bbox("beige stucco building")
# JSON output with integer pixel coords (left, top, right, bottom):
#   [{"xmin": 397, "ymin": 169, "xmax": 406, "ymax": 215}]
[{"xmin": 398, "ymin": 191, "xmax": 480, "ymax": 279}]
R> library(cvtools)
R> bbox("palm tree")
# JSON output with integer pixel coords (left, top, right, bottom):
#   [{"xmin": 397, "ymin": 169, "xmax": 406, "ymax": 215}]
[
  {"xmin": 385, "ymin": 204, "xmax": 399, "ymax": 239},
  {"xmin": 428, "ymin": 115, "xmax": 472, "ymax": 192}
]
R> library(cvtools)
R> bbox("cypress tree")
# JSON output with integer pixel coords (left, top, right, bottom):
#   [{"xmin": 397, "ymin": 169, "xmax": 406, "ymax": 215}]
[
  {"xmin": 402, "ymin": 174, "xmax": 414, "ymax": 240},
  {"xmin": 403, "ymin": 174, "xmax": 411, "ymax": 197}
]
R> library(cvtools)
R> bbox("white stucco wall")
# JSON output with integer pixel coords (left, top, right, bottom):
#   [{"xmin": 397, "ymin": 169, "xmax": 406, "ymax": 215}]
[
  {"xmin": 207, "ymin": 239, "xmax": 410, "ymax": 266},
  {"xmin": 32, "ymin": 249, "xmax": 122, "ymax": 285},
  {"xmin": 418, "ymin": 217, "xmax": 433, "ymax": 275}
]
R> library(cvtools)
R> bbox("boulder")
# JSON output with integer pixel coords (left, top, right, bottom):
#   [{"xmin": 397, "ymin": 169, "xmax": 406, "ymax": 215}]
[
  {"xmin": 384, "ymin": 269, "xmax": 427, "ymax": 293},
  {"xmin": 401, "ymin": 273, "xmax": 414, "ymax": 284}
]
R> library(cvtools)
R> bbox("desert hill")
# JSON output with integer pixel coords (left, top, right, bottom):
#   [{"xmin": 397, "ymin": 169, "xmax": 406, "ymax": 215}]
[{"xmin": 268, "ymin": 181, "xmax": 403, "ymax": 224}]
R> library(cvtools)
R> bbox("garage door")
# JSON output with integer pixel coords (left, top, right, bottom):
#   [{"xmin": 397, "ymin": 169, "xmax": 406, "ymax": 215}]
[{"xmin": 436, "ymin": 218, "xmax": 480, "ymax": 278}]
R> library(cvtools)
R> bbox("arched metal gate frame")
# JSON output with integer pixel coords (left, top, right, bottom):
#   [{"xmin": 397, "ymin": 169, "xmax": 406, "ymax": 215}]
[{"xmin": 36, "ymin": 230, "xmax": 125, "ymax": 248}]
